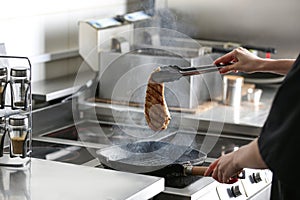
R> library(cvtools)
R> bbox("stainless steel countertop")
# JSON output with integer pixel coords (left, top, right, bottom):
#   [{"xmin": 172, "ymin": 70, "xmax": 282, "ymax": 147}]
[
  {"xmin": 192, "ymin": 85, "xmax": 277, "ymax": 127},
  {"xmin": 0, "ymin": 158, "xmax": 164, "ymax": 200},
  {"xmin": 86, "ymin": 84, "xmax": 279, "ymax": 137},
  {"xmin": 32, "ymin": 69, "xmax": 96, "ymax": 102}
]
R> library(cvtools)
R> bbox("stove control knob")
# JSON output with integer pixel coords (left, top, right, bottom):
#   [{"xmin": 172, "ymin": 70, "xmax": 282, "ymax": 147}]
[
  {"xmin": 231, "ymin": 185, "xmax": 242, "ymax": 197},
  {"xmin": 252, "ymin": 172, "xmax": 262, "ymax": 183}
]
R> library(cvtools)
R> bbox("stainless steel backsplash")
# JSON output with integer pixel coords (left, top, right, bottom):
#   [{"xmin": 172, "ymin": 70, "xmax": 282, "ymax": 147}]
[{"xmin": 167, "ymin": 0, "xmax": 300, "ymax": 59}]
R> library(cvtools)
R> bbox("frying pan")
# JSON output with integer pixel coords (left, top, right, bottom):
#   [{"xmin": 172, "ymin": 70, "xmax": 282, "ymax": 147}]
[
  {"xmin": 96, "ymin": 141, "xmax": 212, "ymax": 188},
  {"xmin": 96, "ymin": 141, "xmax": 207, "ymax": 174},
  {"xmin": 96, "ymin": 141, "xmax": 244, "ymax": 188}
]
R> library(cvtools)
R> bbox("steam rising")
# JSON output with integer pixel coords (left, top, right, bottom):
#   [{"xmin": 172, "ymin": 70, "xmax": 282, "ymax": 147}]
[{"xmin": 72, "ymin": 4, "xmax": 226, "ymax": 173}]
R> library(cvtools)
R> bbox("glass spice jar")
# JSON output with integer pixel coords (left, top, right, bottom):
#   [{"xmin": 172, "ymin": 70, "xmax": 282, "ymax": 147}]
[
  {"xmin": 10, "ymin": 67, "xmax": 30, "ymax": 110},
  {"xmin": 8, "ymin": 114, "xmax": 29, "ymax": 157}
]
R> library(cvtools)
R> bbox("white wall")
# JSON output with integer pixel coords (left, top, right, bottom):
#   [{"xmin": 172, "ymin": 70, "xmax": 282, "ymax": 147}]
[{"xmin": 0, "ymin": 0, "xmax": 140, "ymax": 82}]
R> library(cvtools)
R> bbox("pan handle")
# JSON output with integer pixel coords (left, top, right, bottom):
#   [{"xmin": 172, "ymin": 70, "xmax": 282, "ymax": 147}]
[
  {"xmin": 184, "ymin": 165, "xmax": 208, "ymax": 176},
  {"xmin": 184, "ymin": 165, "xmax": 245, "ymax": 182}
]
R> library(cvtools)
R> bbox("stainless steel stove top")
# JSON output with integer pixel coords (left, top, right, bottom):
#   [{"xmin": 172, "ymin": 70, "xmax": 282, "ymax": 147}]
[
  {"xmin": 30, "ymin": 96, "xmax": 273, "ymax": 200},
  {"xmin": 34, "ymin": 120, "xmax": 254, "ymax": 162},
  {"xmin": 29, "ymin": 119, "xmax": 272, "ymax": 199}
]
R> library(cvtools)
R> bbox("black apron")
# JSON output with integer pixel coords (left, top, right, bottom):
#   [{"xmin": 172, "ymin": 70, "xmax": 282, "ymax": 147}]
[{"xmin": 258, "ymin": 54, "xmax": 300, "ymax": 200}]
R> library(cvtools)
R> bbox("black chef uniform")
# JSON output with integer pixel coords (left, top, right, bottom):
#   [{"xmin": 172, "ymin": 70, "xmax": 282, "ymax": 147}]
[{"xmin": 258, "ymin": 54, "xmax": 300, "ymax": 200}]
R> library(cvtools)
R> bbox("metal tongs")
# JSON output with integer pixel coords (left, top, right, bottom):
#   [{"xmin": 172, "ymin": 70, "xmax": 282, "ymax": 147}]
[{"xmin": 151, "ymin": 63, "xmax": 229, "ymax": 83}]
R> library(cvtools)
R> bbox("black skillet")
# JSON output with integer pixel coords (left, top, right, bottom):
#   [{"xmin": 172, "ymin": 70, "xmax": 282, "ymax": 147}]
[
  {"xmin": 96, "ymin": 141, "xmax": 244, "ymax": 188},
  {"xmin": 96, "ymin": 141, "xmax": 210, "ymax": 188}
]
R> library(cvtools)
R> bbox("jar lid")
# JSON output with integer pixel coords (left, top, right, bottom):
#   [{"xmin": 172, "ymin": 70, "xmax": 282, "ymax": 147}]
[
  {"xmin": 8, "ymin": 114, "xmax": 28, "ymax": 126},
  {"xmin": 10, "ymin": 67, "xmax": 28, "ymax": 77},
  {"xmin": 0, "ymin": 67, "xmax": 7, "ymax": 76}
]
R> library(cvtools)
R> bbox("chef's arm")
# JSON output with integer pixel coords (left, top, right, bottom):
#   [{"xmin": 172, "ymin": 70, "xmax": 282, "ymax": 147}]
[
  {"xmin": 256, "ymin": 58, "xmax": 295, "ymax": 75},
  {"xmin": 234, "ymin": 138, "xmax": 267, "ymax": 169},
  {"xmin": 215, "ymin": 47, "xmax": 295, "ymax": 75},
  {"xmin": 204, "ymin": 138, "xmax": 268, "ymax": 183}
]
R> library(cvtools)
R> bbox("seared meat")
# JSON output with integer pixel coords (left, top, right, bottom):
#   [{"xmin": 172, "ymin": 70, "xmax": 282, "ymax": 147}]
[{"xmin": 144, "ymin": 67, "xmax": 171, "ymax": 131}]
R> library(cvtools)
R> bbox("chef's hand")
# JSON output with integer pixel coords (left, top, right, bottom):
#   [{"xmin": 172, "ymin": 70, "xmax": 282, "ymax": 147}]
[
  {"xmin": 204, "ymin": 151, "xmax": 243, "ymax": 184},
  {"xmin": 214, "ymin": 47, "xmax": 263, "ymax": 74}
]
